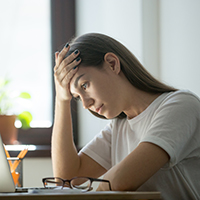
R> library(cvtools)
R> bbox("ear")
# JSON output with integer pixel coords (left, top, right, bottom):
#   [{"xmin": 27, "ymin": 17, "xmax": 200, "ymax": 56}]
[{"xmin": 104, "ymin": 53, "xmax": 121, "ymax": 74}]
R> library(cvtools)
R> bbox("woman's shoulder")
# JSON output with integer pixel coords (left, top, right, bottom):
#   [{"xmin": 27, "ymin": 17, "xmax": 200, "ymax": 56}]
[
  {"xmin": 162, "ymin": 89, "xmax": 200, "ymax": 104},
  {"xmin": 158, "ymin": 89, "xmax": 200, "ymax": 117}
]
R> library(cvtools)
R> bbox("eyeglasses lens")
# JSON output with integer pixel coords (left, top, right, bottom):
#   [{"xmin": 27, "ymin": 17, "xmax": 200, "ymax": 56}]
[
  {"xmin": 70, "ymin": 177, "xmax": 91, "ymax": 191},
  {"xmin": 45, "ymin": 178, "xmax": 63, "ymax": 188}
]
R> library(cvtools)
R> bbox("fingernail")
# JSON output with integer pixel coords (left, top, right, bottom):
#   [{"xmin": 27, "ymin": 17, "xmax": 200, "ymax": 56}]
[
  {"xmin": 65, "ymin": 43, "xmax": 69, "ymax": 48},
  {"xmin": 73, "ymin": 66, "xmax": 78, "ymax": 70},
  {"xmin": 74, "ymin": 49, "xmax": 79, "ymax": 54},
  {"xmin": 76, "ymin": 57, "xmax": 81, "ymax": 62}
]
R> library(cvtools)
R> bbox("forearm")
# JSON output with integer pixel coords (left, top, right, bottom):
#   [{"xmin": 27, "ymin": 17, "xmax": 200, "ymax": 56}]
[
  {"xmin": 51, "ymin": 97, "xmax": 80, "ymax": 179},
  {"xmin": 97, "ymin": 142, "xmax": 169, "ymax": 191}
]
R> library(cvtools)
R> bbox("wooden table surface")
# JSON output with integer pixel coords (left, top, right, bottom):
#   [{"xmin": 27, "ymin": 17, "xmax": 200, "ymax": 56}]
[{"xmin": 0, "ymin": 191, "xmax": 161, "ymax": 200}]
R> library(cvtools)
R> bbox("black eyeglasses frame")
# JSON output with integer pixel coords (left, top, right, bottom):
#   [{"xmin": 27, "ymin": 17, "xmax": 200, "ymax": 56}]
[{"xmin": 42, "ymin": 176, "xmax": 112, "ymax": 191}]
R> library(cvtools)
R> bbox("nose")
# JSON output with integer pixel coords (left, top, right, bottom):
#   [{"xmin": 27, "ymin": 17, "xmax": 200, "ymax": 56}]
[{"xmin": 82, "ymin": 96, "xmax": 94, "ymax": 109}]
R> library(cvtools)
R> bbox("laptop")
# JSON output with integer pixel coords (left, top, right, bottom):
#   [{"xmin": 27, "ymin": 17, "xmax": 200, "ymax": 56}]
[
  {"xmin": 0, "ymin": 134, "xmax": 32, "ymax": 193},
  {"xmin": 0, "ymin": 134, "xmax": 17, "ymax": 192},
  {"xmin": 0, "ymin": 135, "xmax": 82, "ymax": 194},
  {"xmin": 0, "ymin": 134, "xmax": 50, "ymax": 193}
]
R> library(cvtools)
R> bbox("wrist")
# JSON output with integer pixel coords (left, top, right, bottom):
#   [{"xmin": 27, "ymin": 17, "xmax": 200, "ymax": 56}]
[
  {"xmin": 55, "ymin": 96, "xmax": 72, "ymax": 109},
  {"xmin": 55, "ymin": 95, "xmax": 71, "ymax": 103}
]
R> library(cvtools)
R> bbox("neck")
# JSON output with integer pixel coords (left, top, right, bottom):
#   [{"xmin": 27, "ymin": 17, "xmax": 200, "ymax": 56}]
[
  {"xmin": 116, "ymin": 71, "xmax": 161, "ymax": 119},
  {"xmin": 123, "ymin": 87, "xmax": 161, "ymax": 119}
]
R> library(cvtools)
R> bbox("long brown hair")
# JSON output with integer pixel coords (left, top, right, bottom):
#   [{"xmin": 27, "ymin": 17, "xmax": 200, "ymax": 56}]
[{"xmin": 66, "ymin": 33, "xmax": 177, "ymax": 119}]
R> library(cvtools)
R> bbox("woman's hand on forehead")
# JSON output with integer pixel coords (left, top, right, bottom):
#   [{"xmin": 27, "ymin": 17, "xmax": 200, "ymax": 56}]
[{"xmin": 54, "ymin": 43, "xmax": 81, "ymax": 101}]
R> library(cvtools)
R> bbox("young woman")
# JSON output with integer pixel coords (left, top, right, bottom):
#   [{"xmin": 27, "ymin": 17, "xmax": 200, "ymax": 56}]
[{"xmin": 52, "ymin": 33, "xmax": 200, "ymax": 199}]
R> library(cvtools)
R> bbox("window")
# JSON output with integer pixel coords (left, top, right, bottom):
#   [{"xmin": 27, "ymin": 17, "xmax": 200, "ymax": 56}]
[
  {"xmin": 0, "ymin": 0, "xmax": 52, "ymax": 127},
  {"xmin": 0, "ymin": 0, "xmax": 77, "ymax": 157}
]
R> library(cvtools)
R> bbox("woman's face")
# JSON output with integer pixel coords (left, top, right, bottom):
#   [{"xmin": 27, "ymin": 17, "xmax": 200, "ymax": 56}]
[{"xmin": 70, "ymin": 63, "xmax": 124, "ymax": 119}]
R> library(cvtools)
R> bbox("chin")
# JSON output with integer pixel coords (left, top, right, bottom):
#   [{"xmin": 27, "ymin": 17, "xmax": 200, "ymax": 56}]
[{"xmin": 103, "ymin": 112, "xmax": 121, "ymax": 120}]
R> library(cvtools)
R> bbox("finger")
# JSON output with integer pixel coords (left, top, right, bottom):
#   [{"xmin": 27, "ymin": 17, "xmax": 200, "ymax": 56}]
[
  {"xmin": 55, "ymin": 43, "xmax": 70, "ymax": 69},
  {"xmin": 58, "ymin": 49, "xmax": 80, "ymax": 73},
  {"xmin": 55, "ymin": 66, "xmax": 78, "ymax": 94},
  {"xmin": 54, "ymin": 52, "xmax": 60, "ymax": 73},
  {"xmin": 54, "ymin": 52, "xmax": 59, "ymax": 68},
  {"xmin": 55, "ymin": 51, "xmax": 59, "ymax": 62},
  {"xmin": 62, "ymin": 49, "xmax": 80, "ymax": 67},
  {"xmin": 55, "ymin": 57, "xmax": 81, "ymax": 83},
  {"xmin": 55, "ymin": 47, "xmax": 80, "ymax": 74},
  {"xmin": 61, "ymin": 66, "xmax": 79, "ymax": 88},
  {"xmin": 54, "ymin": 43, "xmax": 69, "ymax": 72},
  {"xmin": 54, "ymin": 44, "xmax": 70, "ymax": 73},
  {"xmin": 56, "ymin": 50, "xmax": 81, "ymax": 75}
]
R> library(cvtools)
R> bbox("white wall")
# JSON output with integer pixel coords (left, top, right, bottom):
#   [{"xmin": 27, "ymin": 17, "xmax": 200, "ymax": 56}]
[
  {"xmin": 142, "ymin": 0, "xmax": 160, "ymax": 79},
  {"xmin": 159, "ymin": 0, "xmax": 200, "ymax": 96},
  {"xmin": 23, "ymin": 158, "xmax": 53, "ymax": 187},
  {"xmin": 76, "ymin": 0, "xmax": 143, "ymax": 60}
]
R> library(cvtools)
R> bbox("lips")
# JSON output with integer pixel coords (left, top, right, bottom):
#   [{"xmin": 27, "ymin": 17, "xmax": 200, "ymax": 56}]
[{"xmin": 96, "ymin": 104, "xmax": 103, "ymax": 114}]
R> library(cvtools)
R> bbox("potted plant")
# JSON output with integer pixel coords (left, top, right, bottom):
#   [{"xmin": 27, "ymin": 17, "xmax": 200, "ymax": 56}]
[{"xmin": 0, "ymin": 78, "xmax": 33, "ymax": 144}]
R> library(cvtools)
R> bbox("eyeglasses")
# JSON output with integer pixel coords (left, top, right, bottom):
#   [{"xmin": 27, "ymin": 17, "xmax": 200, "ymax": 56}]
[{"xmin": 42, "ymin": 177, "xmax": 112, "ymax": 192}]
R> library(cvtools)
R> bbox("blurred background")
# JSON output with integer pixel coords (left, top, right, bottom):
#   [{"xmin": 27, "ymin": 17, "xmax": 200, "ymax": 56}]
[{"xmin": 0, "ymin": 0, "xmax": 200, "ymax": 187}]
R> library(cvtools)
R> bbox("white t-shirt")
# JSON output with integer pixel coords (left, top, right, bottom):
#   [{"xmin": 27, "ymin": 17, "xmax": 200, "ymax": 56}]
[{"xmin": 80, "ymin": 90, "xmax": 200, "ymax": 199}]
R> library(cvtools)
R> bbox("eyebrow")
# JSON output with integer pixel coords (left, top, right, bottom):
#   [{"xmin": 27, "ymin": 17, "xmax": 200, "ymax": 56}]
[{"xmin": 74, "ymin": 74, "xmax": 85, "ymax": 88}]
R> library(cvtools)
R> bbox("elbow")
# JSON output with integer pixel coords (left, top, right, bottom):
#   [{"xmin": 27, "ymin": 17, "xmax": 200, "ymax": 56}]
[
  {"xmin": 110, "ymin": 175, "xmax": 139, "ymax": 191},
  {"xmin": 111, "ymin": 182, "xmax": 138, "ymax": 192}
]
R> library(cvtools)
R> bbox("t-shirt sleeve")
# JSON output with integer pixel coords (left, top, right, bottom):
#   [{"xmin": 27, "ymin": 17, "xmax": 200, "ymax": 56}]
[
  {"xmin": 80, "ymin": 121, "xmax": 113, "ymax": 170},
  {"xmin": 141, "ymin": 92, "xmax": 200, "ymax": 168}
]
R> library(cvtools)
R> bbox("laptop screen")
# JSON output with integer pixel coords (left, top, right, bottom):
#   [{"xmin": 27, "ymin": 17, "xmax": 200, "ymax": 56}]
[{"xmin": 0, "ymin": 134, "xmax": 15, "ymax": 192}]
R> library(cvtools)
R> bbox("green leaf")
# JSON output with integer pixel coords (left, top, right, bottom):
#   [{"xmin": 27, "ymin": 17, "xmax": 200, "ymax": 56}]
[
  {"xmin": 17, "ymin": 111, "xmax": 33, "ymax": 129},
  {"xmin": 0, "ymin": 78, "xmax": 10, "ymax": 88},
  {"xmin": 19, "ymin": 92, "xmax": 31, "ymax": 99}
]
